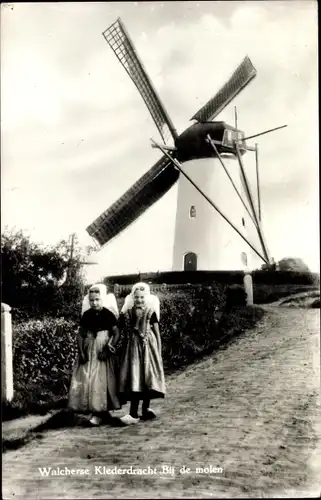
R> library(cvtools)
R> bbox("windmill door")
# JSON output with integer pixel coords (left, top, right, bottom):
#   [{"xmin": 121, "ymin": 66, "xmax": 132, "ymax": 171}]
[{"xmin": 184, "ymin": 252, "xmax": 197, "ymax": 271}]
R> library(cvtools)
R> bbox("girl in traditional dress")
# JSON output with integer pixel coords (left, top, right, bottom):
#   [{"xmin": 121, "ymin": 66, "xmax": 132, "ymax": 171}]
[
  {"xmin": 118, "ymin": 282, "xmax": 166, "ymax": 425},
  {"xmin": 68, "ymin": 283, "xmax": 121, "ymax": 426}
]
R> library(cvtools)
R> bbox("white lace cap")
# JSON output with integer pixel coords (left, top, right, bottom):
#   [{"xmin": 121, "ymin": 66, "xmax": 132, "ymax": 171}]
[
  {"xmin": 121, "ymin": 282, "xmax": 160, "ymax": 320},
  {"xmin": 81, "ymin": 283, "xmax": 119, "ymax": 318}
]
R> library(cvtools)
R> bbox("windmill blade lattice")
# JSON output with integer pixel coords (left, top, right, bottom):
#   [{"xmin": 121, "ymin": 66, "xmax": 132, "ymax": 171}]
[
  {"xmin": 103, "ymin": 18, "xmax": 177, "ymax": 145},
  {"xmin": 86, "ymin": 155, "xmax": 179, "ymax": 246},
  {"xmin": 191, "ymin": 56, "xmax": 257, "ymax": 123}
]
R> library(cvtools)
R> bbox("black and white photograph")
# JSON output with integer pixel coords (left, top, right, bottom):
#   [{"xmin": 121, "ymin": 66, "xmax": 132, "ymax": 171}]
[{"xmin": 1, "ymin": 1, "xmax": 320, "ymax": 498}]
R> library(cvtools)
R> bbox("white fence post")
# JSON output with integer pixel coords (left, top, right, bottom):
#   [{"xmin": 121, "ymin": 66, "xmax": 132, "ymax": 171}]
[
  {"xmin": 243, "ymin": 272, "xmax": 254, "ymax": 306},
  {"xmin": 1, "ymin": 303, "xmax": 14, "ymax": 402},
  {"xmin": 241, "ymin": 252, "xmax": 254, "ymax": 306}
]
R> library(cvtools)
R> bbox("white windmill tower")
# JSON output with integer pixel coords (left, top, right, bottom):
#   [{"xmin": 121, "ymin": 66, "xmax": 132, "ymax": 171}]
[{"xmin": 86, "ymin": 18, "xmax": 286, "ymax": 272}]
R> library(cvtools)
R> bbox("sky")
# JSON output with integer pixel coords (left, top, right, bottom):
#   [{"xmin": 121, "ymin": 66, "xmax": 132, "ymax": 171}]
[{"xmin": 1, "ymin": 1, "xmax": 319, "ymax": 282}]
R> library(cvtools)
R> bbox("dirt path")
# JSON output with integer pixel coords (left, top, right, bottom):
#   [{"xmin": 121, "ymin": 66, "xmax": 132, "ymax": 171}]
[{"xmin": 2, "ymin": 307, "xmax": 320, "ymax": 499}]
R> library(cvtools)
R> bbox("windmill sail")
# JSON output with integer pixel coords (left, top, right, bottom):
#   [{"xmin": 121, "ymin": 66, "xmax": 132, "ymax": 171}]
[
  {"xmin": 103, "ymin": 18, "xmax": 177, "ymax": 144},
  {"xmin": 86, "ymin": 155, "xmax": 179, "ymax": 246},
  {"xmin": 191, "ymin": 56, "xmax": 257, "ymax": 123}
]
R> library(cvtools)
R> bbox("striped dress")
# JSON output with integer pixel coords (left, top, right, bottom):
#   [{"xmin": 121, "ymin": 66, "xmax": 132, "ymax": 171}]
[{"xmin": 118, "ymin": 306, "xmax": 166, "ymax": 403}]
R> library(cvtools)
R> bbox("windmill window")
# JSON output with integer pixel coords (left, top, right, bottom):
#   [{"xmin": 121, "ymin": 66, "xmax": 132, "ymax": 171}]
[
  {"xmin": 242, "ymin": 217, "xmax": 245, "ymax": 227},
  {"xmin": 189, "ymin": 206, "xmax": 196, "ymax": 219}
]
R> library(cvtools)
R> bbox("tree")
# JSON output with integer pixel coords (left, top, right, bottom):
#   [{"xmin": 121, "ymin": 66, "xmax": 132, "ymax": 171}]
[
  {"xmin": 1, "ymin": 228, "xmax": 91, "ymax": 320},
  {"xmin": 277, "ymin": 257, "xmax": 311, "ymax": 272},
  {"xmin": 260, "ymin": 257, "xmax": 311, "ymax": 273}
]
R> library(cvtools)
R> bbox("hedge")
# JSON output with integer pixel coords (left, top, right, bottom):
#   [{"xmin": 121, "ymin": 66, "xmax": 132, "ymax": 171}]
[
  {"xmin": 7, "ymin": 317, "xmax": 78, "ymax": 417},
  {"xmin": 105, "ymin": 270, "xmax": 319, "ymax": 287}
]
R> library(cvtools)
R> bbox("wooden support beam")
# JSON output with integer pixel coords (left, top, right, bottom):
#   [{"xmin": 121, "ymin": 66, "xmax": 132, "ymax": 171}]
[
  {"xmin": 151, "ymin": 139, "xmax": 269, "ymax": 265},
  {"xmin": 255, "ymin": 143, "xmax": 262, "ymax": 221},
  {"xmin": 206, "ymin": 134, "xmax": 258, "ymax": 229},
  {"xmin": 235, "ymin": 144, "xmax": 271, "ymax": 264}
]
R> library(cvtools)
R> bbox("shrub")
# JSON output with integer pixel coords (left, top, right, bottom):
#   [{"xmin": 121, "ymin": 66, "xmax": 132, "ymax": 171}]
[
  {"xmin": 225, "ymin": 285, "xmax": 247, "ymax": 308},
  {"xmin": 8, "ymin": 316, "xmax": 78, "ymax": 417},
  {"xmin": 158, "ymin": 285, "xmax": 262, "ymax": 371}
]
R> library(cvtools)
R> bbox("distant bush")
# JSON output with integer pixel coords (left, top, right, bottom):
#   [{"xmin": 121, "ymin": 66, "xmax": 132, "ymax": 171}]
[
  {"xmin": 253, "ymin": 284, "xmax": 318, "ymax": 304},
  {"xmin": 277, "ymin": 257, "xmax": 311, "ymax": 272}
]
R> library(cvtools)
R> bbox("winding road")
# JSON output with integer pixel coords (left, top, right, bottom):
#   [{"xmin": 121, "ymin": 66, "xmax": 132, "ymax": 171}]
[{"xmin": 2, "ymin": 306, "xmax": 320, "ymax": 499}]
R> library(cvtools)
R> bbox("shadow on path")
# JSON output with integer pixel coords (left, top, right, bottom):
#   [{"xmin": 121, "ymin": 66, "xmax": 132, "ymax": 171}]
[{"xmin": 33, "ymin": 409, "xmax": 123, "ymax": 433}]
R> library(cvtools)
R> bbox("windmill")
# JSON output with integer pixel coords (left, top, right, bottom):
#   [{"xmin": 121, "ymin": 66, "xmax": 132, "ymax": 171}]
[{"xmin": 86, "ymin": 18, "xmax": 286, "ymax": 271}]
